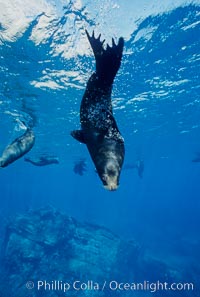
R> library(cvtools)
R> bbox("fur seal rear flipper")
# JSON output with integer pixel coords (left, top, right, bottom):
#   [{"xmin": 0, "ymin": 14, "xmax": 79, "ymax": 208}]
[
  {"xmin": 0, "ymin": 128, "xmax": 35, "ymax": 168},
  {"xmin": 71, "ymin": 30, "xmax": 125, "ymax": 190}
]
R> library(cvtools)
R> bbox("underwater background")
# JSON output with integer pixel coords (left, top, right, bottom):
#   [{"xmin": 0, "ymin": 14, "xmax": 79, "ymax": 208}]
[{"xmin": 0, "ymin": 0, "xmax": 200, "ymax": 296}]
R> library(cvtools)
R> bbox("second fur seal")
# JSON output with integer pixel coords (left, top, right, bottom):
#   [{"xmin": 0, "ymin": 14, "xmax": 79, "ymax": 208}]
[
  {"xmin": 71, "ymin": 30, "xmax": 125, "ymax": 191},
  {"xmin": 0, "ymin": 127, "xmax": 35, "ymax": 168}
]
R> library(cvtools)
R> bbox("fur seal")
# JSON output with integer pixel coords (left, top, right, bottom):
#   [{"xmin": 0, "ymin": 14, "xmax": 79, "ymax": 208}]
[
  {"xmin": 0, "ymin": 128, "xmax": 35, "ymax": 168},
  {"xmin": 24, "ymin": 155, "xmax": 59, "ymax": 166},
  {"xmin": 71, "ymin": 30, "xmax": 125, "ymax": 190},
  {"xmin": 124, "ymin": 160, "xmax": 144, "ymax": 178},
  {"xmin": 73, "ymin": 158, "xmax": 87, "ymax": 176}
]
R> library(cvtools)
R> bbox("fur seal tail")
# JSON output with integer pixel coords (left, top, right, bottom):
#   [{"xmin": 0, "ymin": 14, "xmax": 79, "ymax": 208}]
[{"xmin": 86, "ymin": 30, "xmax": 124, "ymax": 85}]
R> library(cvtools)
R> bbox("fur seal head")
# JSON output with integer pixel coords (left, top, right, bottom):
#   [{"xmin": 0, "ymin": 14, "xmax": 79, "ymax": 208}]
[{"xmin": 90, "ymin": 136, "xmax": 124, "ymax": 191}]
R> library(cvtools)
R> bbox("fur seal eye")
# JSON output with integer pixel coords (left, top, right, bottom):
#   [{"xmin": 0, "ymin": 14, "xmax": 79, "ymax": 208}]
[
  {"xmin": 101, "ymin": 175, "xmax": 109, "ymax": 186},
  {"xmin": 102, "ymin": 175, "xmax": 107, "ymax": 181}
]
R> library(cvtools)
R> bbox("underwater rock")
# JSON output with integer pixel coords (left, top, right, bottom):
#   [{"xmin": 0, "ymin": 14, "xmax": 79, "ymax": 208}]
[
  {"xmin": 0, "ymin": 207, "xmax": 139, "ymax": 297},
  {"xmin": 0, "ymin": 207, "xmax": 197, "ymax": 297}
]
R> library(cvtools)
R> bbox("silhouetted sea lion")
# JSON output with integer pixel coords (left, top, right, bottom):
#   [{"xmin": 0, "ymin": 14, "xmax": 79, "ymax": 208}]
[
  {"xmin": 124, "ymin": 160, "xmax": 144, "ymax": 179},
  {"xmin": 73, "ymin": 158, "xmax": 87, "ymax": 176},
  {"xmin": 71, "ymin": 30, "xmax": 125, "ymax": 190},
  {"xmin": 136, "ymin": 160, "xmax": 144, "ymax": 178},
  {"xmin": 24, "ymin": 155, "xmax": 59, "ymax": 166},
  {"xmin": 0, "ymin": 128, "xmax": 35, "ymax": 168}
]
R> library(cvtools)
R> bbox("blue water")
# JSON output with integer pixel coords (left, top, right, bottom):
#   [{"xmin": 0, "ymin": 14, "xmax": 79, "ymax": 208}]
[{"xmin": 0, "ymin": 0, "xmax": 200, "ymax": 292}]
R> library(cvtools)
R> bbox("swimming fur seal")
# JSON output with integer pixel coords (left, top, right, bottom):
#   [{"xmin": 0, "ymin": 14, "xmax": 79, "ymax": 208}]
[
  {"xmin": 24, "ymin": 155, "xmax": 59, "ymax": 166},
  {"xmin": 123, "ymin": 160, "xmax": 144, "ymax": 179},
  {"xmin": 0, "ymin": 128, "xmax": 35, "ymax": 168},
  {"xmin": 71, "ymin": 30, "xmax": 125, "ymax": 190},
  {"xmin": 73, "ymin": 158, "xmax": 87, "ymax": 176}
]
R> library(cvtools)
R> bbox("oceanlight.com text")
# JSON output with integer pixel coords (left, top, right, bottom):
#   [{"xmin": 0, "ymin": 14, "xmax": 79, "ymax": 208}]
[
  {"xmin": 26, "ymin": 279, "xmax": 194, "ymax": 293},
  {"xmin": 109, "ymin": 280, "xmax": 194, "ymax": 292}
]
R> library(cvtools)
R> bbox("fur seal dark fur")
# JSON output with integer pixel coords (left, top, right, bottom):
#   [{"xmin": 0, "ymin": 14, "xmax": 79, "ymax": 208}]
[
  {"xmin": 71, "ymin": 30, "xmax": 125, "ymax": 190},
  {"xmin": 0, "ymin": 128, "xmax": 35, "ymax": 168}
]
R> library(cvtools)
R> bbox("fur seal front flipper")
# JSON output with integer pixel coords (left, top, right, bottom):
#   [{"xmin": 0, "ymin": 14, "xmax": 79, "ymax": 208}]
[
  {"xmin": 71, "ymin": 30, "xmax": 125, "ymax": 191},
  {"xmin": 0, "ymin": 128, "xmax": 35, "ymax": 168},
  {"xmin": 71, "ymin": 130, "xmax": 86, "ymax": 144}
]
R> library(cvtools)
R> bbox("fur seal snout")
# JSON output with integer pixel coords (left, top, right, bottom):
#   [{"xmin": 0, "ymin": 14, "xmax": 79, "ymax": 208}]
[{"xmin": 102, "ymin": 160, "xmax": 120, "ymax": 191}]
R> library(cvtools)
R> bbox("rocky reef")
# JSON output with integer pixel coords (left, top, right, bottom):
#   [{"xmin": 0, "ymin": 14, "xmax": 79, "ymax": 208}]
[{"xmin": 0, "ymin": 207, "xmax": 198, "ymax": 297}]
